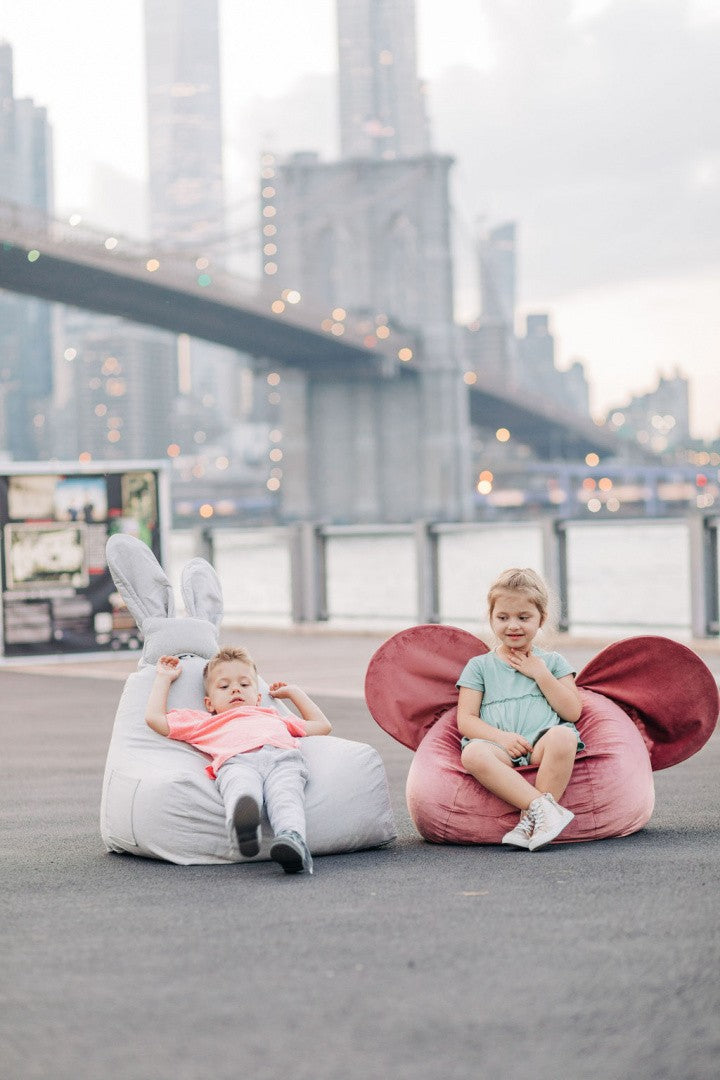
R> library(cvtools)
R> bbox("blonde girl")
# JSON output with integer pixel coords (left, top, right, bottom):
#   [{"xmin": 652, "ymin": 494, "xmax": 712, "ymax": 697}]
[{"xmin": 456, "ymin": 568, "xmax": 583, "ymax": 851}]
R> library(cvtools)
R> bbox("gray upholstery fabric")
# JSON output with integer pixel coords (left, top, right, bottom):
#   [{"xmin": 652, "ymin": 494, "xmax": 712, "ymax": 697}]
[{"xmin": 100, "ymin": 537, "xmax": 397, "ymax": 864}]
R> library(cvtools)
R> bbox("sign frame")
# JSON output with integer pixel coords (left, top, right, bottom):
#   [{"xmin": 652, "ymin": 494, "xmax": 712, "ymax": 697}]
[{"xmin": 0, "ymin": 460, "xmax": 170, "ymax": 662}]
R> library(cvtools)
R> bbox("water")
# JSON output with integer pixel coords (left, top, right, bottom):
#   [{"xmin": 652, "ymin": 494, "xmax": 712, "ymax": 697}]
[{"xmin": 168, "ymin": 519, "xmax": 703, "ymax": 640}]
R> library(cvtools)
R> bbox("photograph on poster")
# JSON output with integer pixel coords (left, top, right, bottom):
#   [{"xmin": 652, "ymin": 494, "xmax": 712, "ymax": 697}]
[
  {"xmin": 7, "ymin": 475, "xmax": 57, "ymax": 520},
  {"xmin": 0, "ymin": 466, "xmax": 163, "ymax": 656},
  {"xmin": 108, "ymin": 516, "xmax": 152, "ymax": 547},
  {"xmin": 4, "ymin": 522, "xmax": 88, "ymax": 590},
  {"xmin": 54, "ymin": 477, "xmax": 108, "ymax": 523},
  {"xmin": 121, "ymin": 471, "xmax": 157, "ymax": 528}
]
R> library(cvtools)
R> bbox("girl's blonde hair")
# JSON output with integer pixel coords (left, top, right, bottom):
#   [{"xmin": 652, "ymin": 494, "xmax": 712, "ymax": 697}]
[{"xmin": 487, "ymin": 567, "xmax": 549, "ymax": 622}]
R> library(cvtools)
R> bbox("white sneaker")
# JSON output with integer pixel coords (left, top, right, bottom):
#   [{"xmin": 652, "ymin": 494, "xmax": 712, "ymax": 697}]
[
  {"xmin": 527, "ymin": 793, "xmax": 574, "ymax": 851},
  {"xmin": 501, "ymin": 811, "xmax": 535, "ymax": 849}
]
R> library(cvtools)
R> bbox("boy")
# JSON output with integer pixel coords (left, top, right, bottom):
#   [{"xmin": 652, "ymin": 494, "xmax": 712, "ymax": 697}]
[{"xmin": 145, "ymin": 646, "xmax": 331, "ymax": 874}]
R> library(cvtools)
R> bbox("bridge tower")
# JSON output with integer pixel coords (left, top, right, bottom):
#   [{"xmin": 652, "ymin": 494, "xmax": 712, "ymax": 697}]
[{"xmin": 260, "ymin": 0, "xmax": 472, "ymax": 523}]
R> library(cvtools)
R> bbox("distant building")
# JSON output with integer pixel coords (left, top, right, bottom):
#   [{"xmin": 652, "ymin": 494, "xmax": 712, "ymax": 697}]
[
  {"xmin": 144, "ymin": 0, "xmax": 225, "ymax": 250},
  {"xmin": 0, "ymin": 41, "xmax": 54, "ymax": 460},
  {"xmin": 479, "ymin": 221, "xmax": 516, "ymax": 325},
  {"xmin": 466, "ymin": 221, "xmax": 521, "ymax": 387},
  {"xmin": 337, "ymin": 0, "xmax": 430, "ymax": 160},
  {"xmin": 69, "ymin": 0, "xmax": 247, "ymax": 469},
  {"xmin": 266, "ymin": 0, "xmax": 453, "ymax": 333},
  {"xmin": 53, "ymin": 314, "xmax": 178, "ymax": 461},
  {"xmin": 465, "ymin": 219, "xmax": 590, "ymax": 419},
  {"xmin": 518, "ymin": 313, "xmax": 590, "ymax": 415},
  {"xmin": 563, "ymin": 359, "xmax": 591, "ymax": 417},
  {"xmin": 605, "ymin": 370, "xmax": 691, "ymax": 451},
  {"xmin": 258, "ymin": 0, "xmax": 472, "ymax": 522}
]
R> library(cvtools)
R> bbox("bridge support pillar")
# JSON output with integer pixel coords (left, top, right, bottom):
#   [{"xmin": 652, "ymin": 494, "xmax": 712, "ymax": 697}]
[
  {"xmin": 416, "ymin": 361, "xmax": 473, "ymax": 521},
  {"xmin": 275, "ymin": 368, "xmax": 313, "ymax": 520},
  {"xmin": 278, "ymin": 374, "xmax": 471, "ymax": 524}
]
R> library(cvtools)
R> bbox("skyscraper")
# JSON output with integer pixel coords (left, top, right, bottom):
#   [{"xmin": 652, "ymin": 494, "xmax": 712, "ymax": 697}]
[
  {"xmin": 57, "ymin": 1, "xmax": 234, "ymax": 469},
  {"xmin": 269, "ymin": 0, "xmax": 449, "ymax": 329},
  {"xmin": 479, "ymin": 221, "xmax": 516, "ymax": 326},
  {"xmin": 259, "ymin": 1, "xmax": 472, "ymax": 522},
  {"xmin": 144, "ymin": 0, "xmax": 225, "ymax": 250},
  {"xmin": 337, "ymin": 0, "xmax": 430, "ymax": 160},
  {"xmin": 0, "ymin": 41, "xmax": 54, "ymax": 460},
  {"xmin": 142, "ymin": 0, "xmax": 245, "ymax": 457}
]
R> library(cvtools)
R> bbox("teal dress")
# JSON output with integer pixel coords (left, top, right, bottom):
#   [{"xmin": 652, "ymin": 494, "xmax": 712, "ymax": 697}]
[{"xmin": 456, "ymin": 646, "xmax": 584, "ymax": 766}]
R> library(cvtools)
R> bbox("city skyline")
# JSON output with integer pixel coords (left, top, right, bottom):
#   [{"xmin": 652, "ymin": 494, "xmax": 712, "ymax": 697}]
[{"xmin": 2, "ymin": 0, "xmax": 719, "ymax": 437}]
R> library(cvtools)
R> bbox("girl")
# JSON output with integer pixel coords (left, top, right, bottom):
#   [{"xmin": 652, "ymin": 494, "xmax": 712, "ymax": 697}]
[{"xmin": 456, "ymin": 568, "xmax": 583, "ymax": 851}]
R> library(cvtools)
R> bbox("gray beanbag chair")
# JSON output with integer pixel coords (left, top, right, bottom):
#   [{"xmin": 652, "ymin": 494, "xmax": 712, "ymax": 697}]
[{"xmin": 100, "ymin": 535, "xmax": 396, "ymax": 865}]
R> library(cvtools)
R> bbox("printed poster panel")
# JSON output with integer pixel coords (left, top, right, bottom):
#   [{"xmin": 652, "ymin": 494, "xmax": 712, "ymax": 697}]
[{"xmin": 0, "ymin": 466, "xmax": 165, "ymax": 658}]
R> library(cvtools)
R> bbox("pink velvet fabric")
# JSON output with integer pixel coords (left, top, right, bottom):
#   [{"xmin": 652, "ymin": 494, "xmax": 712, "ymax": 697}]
[
  {"xmin": 577, "ymin": 636, "xmax": 718, "ymax": 770},
  {"xmin": 364, "ymin": 624, "xmax": 487, "ymax": 750},
  {"xmin": 364, "ymin": 625, "xmax": 719, "ymax": 845},
  {"xmin": 406, "ymin": 691, "xmax": 655, "ymax": 844}
]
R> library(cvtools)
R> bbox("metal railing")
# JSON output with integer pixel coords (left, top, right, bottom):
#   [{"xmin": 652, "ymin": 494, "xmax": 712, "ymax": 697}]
[{"xmin": 174, "ymin": 514, "xmax": 720, "ymax": 639}]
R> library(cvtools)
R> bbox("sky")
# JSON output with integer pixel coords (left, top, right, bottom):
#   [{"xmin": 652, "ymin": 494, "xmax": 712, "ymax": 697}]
[{"xmin": 2, "ymin": 0, "xmax": 719, "ymax": 437}]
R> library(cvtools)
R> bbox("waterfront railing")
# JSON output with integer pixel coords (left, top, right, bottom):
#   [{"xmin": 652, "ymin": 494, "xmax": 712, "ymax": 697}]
[{"xmin": 168, "ymin": 515, "xmax": 720, "ymax": 640}]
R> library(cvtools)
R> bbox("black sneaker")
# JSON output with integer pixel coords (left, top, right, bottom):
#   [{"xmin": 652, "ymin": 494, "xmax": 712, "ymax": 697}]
[
  {"xmin": 269, "ymin": 831, "xmax": 314, "ymax": 875},
  {"xmin": 232, "ymin": 795, "xmax": 261, "ymax": 857}
]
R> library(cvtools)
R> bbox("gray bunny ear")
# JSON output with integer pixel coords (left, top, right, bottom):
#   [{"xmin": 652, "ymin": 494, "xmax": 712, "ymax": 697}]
[
  {"xmin": 180, "ymin": 557, "xmax": 223, "ymax": 631},
  {"xmin": 106, "ymin": 534, "xmax": 175, "ymax": 632}
]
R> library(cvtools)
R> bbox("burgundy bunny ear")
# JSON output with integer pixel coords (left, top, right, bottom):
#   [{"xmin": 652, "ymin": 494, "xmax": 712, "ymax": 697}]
[
  {"xmin": 365, "ymin": 624, "xmax": 489, "ymax": 750},
  {"xmin": 577, "ymin": 635, "xmax": 719, "ymax": 770}
]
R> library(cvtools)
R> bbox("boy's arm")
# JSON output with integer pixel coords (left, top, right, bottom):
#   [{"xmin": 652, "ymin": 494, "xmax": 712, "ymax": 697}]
[
  {"xmin": 268, "ymin": 682, "xmax": 332, "ymax": 736},
  {"xmin": 145, "ymin": 656, "xmax": 182, "ymax": 736}
]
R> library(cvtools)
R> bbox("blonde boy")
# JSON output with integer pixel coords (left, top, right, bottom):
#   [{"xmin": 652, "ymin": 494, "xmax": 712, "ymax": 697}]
[{"xmin": 145, "ymin": 647, "xmax": 331, "ymax": 874}]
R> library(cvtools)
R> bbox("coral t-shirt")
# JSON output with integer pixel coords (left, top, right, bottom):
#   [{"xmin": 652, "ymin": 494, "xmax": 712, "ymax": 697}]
[{"xmin": 166, "ymin": 704, "xmax": 307, "ymax": 778}]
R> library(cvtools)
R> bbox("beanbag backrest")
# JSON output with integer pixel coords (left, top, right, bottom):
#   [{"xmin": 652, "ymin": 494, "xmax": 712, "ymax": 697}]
[
  {"xmin": 101, "ymin": 535, "xmax": 397, "ymax": 865},
  {"xmin": 366, "ymin": 626, "xmax": 719, "ymax": 769},
  {"xmin": 577, "ymin": 636, "xmax": 719, "ymax": 770},
  {"xmin": 364, "ymin": 624, "xmax": 487, "ymax": 749}
]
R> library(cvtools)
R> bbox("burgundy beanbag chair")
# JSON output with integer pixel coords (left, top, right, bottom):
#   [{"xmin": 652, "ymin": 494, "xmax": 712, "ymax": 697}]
[{"xmin": 365, "ymin": 626, "xmax": 718, "ymax": 844}]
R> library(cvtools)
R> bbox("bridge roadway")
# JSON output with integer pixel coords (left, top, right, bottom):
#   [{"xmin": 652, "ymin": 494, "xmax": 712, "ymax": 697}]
[
  {"xmin": 0, "ymin": 199, "xmax": 618, "ymax": 459},
  {"xmin": 1, "ymin": 626, "xmax": 718, "ymax": 1080}
]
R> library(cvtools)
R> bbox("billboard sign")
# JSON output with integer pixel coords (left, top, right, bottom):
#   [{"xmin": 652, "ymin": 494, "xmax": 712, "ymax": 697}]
[{"xmin": 0, "ymin": 462, "xmax": 168, "ymax": 659}]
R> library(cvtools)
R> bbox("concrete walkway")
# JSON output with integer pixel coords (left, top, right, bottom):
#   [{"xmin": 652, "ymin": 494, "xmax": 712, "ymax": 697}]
[{"xmin": 1, "ymin": 627, "xmax": 719, "ymax": 1080}]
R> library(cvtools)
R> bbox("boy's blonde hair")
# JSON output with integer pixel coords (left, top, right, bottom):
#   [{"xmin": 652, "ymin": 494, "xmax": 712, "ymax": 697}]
[
  {"xmin": 202, "ymin": 647, "xmax": 258, "ymax": 692},
  {"xmin": 487, "ymin": 567, "xmax": 549, "ymax": 622}
]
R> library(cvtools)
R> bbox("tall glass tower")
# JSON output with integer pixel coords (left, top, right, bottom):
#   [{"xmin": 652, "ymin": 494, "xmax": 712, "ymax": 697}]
[
  {"xmin": 479, "ymin": 221, "xmax": 517, "ymax": 326},
  {"xmin": 142, "ymin": 0, "xmax": 244, "ymax": 451},
  {"xmin": 336, "ymin": 0, "xmax": 430, "ymax": 160},
  {"xmin": 260, "ymin": 2, "xmax": 472, "ymax": 523},
  {"xmin": 144, "ymin": 0, "xmax": 225, "ymax": 249}
]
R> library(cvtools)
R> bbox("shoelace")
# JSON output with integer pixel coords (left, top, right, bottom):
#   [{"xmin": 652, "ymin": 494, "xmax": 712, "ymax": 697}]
[
  {"xmin": 517, "ymin": 813, "xmax": 534, "ymax": 837},
  {"xmin": 531, "ymin": 799, "xmax": 548, "ymax": 830}
]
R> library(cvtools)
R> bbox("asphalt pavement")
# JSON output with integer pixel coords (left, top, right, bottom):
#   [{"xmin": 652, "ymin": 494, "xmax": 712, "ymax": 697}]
[{"xmin": 1, "ymin": 627, "xmax": 719, "ymax": 1080}]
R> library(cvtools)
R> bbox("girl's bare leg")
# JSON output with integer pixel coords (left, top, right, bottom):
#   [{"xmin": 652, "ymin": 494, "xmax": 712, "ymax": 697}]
[
  {"xmin": 461, "ymin": 742, "xmax": 542, "ymax": 811},
  {"xmin": 531, "ymin": 726, "xmax": 578, "ymax": 802}
]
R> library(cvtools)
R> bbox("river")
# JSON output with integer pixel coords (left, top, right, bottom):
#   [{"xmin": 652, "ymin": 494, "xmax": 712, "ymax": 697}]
[{"xmin": 168, "ymin": 517, "xmax": 708, "ymax": 641}]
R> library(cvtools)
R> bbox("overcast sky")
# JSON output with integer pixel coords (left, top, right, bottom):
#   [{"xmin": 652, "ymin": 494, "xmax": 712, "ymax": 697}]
[{"xmin": 3, "ymin": 0, "xmax": 719, "ymax": 436}]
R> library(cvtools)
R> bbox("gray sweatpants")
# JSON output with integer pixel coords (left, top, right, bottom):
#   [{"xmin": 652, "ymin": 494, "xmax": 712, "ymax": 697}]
[{"xmin": 216, "ymin": 746, "xmax": 309, "ymax": 840}]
